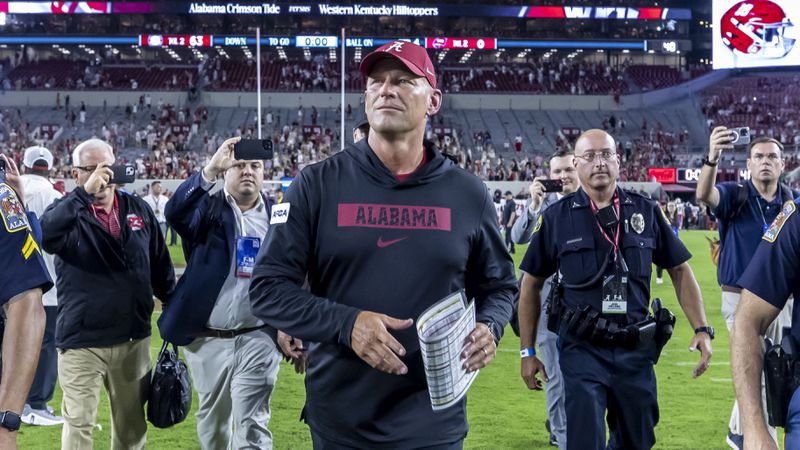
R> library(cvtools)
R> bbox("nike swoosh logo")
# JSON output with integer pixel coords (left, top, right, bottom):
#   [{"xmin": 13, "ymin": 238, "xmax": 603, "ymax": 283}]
[
  {"xmin": 426, "ymin": 67, "xmax": 435, "ymax": 76},
  {"xmin": 377, "ymin": 236, "xmax": 408, "ymax": 248}
]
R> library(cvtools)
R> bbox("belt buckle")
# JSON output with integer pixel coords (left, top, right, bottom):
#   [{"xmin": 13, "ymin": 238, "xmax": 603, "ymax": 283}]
[{"xmin": 212, "ymin": 329, "xmax": 236, "ymax": 338}]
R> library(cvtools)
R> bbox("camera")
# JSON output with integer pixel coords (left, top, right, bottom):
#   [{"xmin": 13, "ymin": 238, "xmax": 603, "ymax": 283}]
[{"xmin": 730, "ymin": 127, "xmax": 751, "ymax": 146}]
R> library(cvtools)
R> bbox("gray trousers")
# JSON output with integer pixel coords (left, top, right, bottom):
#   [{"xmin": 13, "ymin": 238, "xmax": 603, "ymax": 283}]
[
  {"xmin": 184, "ymin": 331, "xmax": 281, "ymax": 450},
  {"xmin": 538, "ymin": 310, "xmax": 566, "ymax": 450}
]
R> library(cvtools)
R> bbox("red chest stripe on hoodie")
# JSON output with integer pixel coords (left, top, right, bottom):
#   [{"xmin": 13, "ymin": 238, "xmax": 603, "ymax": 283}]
[{"xmin": 337, "ymin": 203, "xmax": 451, "ymax": 231}]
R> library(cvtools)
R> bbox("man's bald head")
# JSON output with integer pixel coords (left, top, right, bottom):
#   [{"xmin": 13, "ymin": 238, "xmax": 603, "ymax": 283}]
[
  {"xmin": 572, "ymin": 128, "xmax": 619, "ymax": 193},
  {"xmin": 574, "ymin": 129, "xmax": 615, "ymax": 155}
]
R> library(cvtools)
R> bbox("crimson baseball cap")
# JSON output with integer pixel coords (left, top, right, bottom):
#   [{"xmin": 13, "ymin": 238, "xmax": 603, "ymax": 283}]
[{"xmin": 359, "ymin": 40, "xmax": 437, "ymax": 89}]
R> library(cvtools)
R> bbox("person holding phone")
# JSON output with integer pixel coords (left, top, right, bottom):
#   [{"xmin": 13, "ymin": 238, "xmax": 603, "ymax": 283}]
[
  {"xmin": 511, "ymin": 150, "xmax": 579, "ymax": 245},
  {"xmin": 511, "ymin": 149, "xmax": 579, "ymax": 449},
  {"xmin": 39, "ymin": 138, "xmax": 175, "ymax": 450},
  {"xmin": 160, "ymin": 137, "xmax": 297, "ymax": 450},
  {"xmin": 696, "ymin": 131, "xmax": 797, "ymax": 449}
]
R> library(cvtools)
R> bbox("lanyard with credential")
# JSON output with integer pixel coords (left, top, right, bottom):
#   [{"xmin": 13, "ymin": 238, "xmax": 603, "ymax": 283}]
[
  {"xmin": 588, "ymin": 192, "xmax": 621, "ymax": 261},
  {"xmin": 755, "ymin": 196, "xmax": 770, "ymax": 235}
]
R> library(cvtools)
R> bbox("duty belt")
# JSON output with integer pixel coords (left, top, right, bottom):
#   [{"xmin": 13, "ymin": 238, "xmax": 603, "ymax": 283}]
[
  {"xmin": 545, "ymin": 277, "xmax": 675, "ymax": 359},
  {"xmin": 558, "ymin": 303, "xmax": 656, "ymax": 350}
]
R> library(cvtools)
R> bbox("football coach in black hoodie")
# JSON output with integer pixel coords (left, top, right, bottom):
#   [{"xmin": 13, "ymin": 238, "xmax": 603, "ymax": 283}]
[
  {"xmin": 249, "ymin": 41, "xmax": 518, "ymax": 449},
  {"xmin": 40, "ymin": 138, "xmax": 174, "ymax": 449}
]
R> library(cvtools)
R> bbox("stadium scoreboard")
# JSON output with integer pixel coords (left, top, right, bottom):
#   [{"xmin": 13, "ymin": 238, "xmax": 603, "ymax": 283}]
[
  {"xmin": 424, "ymin": 37, "xmax": 497, "ymax": 50},
  {"xmin": 295, "ymin": 35, "xmax": 338, "ymax": 48},
  {"xmin": 138, "ymin": 34, "xmax": 212, "ymax": 47}
]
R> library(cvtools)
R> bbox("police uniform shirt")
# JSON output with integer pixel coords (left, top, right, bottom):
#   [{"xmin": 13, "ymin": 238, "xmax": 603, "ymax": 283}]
[
  {"xmin": 520, "ymin": 187, "xmax": 691, "ymax": 323},
  {"xmin": 0, "ymin": 181, "xmax": 53, "ymax": 305},
  {"xmin": 715, "ymin": 181, "xmax": 789, "ymax": 287},
  {"xmin": 738, "ymin": 199, "xmax": 800, "ymax": 341}
]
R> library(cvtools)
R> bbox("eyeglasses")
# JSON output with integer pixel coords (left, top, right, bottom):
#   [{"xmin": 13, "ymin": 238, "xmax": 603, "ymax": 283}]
[
  {"xmin": 575, "ymin": 151, "xmax": 617, "ymax": 163},
  {"xmin": 74, "ymin": 165, "xmax": 97, "ymax": 172}
]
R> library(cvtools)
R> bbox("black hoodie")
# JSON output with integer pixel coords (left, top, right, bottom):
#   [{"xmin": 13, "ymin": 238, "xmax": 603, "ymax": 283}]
[{"xmin": 250, "ymin": 139, "xmax": 517, "ymax": 448}]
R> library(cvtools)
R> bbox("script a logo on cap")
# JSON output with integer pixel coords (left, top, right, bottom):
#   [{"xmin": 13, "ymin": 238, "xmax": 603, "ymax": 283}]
[{"xmin": 385, "ymin": 41, "xmax": 405, "ymax": 53}]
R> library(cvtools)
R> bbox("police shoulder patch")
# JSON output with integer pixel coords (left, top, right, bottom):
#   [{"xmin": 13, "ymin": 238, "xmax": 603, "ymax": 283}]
[
  {"xmin": 762, "ymin": 200, "xmax": 797, "ymax": 243},
  {"xmin": 0, "ymin": 183, "xmax": 29, "ymax": 233}
]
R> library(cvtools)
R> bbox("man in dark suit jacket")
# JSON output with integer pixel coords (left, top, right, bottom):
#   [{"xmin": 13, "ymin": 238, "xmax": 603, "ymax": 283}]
[
  {"xmin": 512, "ymin": 150, "xmax": 579, "ymax": 449},
  {"xmin": 160, "ymin": 137, "xmax": 301, "ymax": 450}
]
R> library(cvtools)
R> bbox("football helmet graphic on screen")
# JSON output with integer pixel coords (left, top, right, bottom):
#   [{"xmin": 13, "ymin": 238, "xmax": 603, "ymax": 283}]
[{"xmin": 721, "ymin": 0, "xmax": 796, "ymax": 58}]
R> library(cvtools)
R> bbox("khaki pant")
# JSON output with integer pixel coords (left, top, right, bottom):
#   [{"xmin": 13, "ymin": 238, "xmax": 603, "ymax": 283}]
[{"xmin": 58, "ymin": 338, "xmax": 151, "ymax": 450}]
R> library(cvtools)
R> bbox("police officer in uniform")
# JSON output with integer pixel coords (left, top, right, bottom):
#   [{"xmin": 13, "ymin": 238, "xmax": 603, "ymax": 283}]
[
  {"xmin": 0, "ymin": 153, "xmax": 49, "ymax": 446},
  {"xmin": 733, "ymin": 198, "xmax": 800, "ymax": 450},
  {"xmin": 517, "ymin": 130, "xmax": 713, "ymax": 450}
]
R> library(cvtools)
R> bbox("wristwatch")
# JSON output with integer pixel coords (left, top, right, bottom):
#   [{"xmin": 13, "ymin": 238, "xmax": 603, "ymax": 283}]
[
  {"xmin": 0, "ymin": 411, "xmax": 21, "ymax": 432},
  {"xmin": 694, "ymin": 326, "xmax": 715, "ymax": 340},
  {"xmin": 702, "ymin": 156, "xmax": 718, "ymax": 167},
  {"xmin": 480, "ymin": 321, "xmax": 500, "ymax": 343}
]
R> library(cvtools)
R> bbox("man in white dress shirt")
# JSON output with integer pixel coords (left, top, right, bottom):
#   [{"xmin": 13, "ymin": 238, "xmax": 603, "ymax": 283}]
[
  {"xmin": 19, "ymin": 146, "xmax": 64, "ymax": 426},
  {"xmin": 142, "ymin": 181, "xmax": 169, "ymax": 238}
]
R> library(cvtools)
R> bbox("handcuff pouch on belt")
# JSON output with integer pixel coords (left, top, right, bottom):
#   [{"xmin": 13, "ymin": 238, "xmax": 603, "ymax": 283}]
[
  {"xmin": 651, "ymin": 298, "xmax": 675, "ymax": 364},
  {"xmin": 545, "ymin": 254, "xmax": 674, "ymax": 360},
  {"xmin": 764, "ymin": 335, "xmax": 800, "ymax": 428}
]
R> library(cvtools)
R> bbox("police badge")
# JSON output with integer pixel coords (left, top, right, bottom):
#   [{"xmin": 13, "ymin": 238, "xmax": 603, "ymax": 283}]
[{"xmin": 630, "ymin": 213, "xmax": 645, "ymax": 234}]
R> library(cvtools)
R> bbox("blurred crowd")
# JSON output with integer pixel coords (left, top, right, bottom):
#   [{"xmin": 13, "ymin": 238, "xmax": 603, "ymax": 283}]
[
  {"xmin": 4, "ymin": 54, "xmax": 687, "ymax": 95},
  {"xmin": 703, "ymin": 78, "xmax": 800, "ymax": 149}
]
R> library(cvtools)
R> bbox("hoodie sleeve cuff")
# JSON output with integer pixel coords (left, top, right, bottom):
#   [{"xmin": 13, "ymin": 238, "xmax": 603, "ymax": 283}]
[{"xmin": 337, "ymin": 308, "xmax": 362, "ymax": 349}]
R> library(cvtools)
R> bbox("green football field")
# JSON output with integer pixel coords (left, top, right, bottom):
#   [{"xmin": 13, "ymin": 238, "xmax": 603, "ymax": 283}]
[{"xmin": 18, "ymin": 230, "xmax": 777, "ymax": 449}]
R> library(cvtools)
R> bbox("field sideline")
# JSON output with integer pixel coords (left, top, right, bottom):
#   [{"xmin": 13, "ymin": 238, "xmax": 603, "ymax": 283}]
[{"xmin": 18, "ymin": 230, "xmax": 779, "ymax": 449}]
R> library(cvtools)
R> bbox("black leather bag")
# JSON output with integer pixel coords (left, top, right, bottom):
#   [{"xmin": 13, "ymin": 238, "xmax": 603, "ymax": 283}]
[{"xmin": 147, "ymin": 341, "xmax": 192, "ymax": 428}]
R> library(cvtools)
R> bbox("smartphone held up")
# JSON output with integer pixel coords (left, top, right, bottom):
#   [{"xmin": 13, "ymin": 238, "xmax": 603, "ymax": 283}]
[
  {"xmin": 540, "ymin": 179, "xmax": 563, "ymax": 193},
  {"xmin": 234, "ymin": 139, "xmax": 274, "ymax": 161},
  {"xmin": 109, "ymin": 165, "xmax": 136, "ymax": 185}
]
